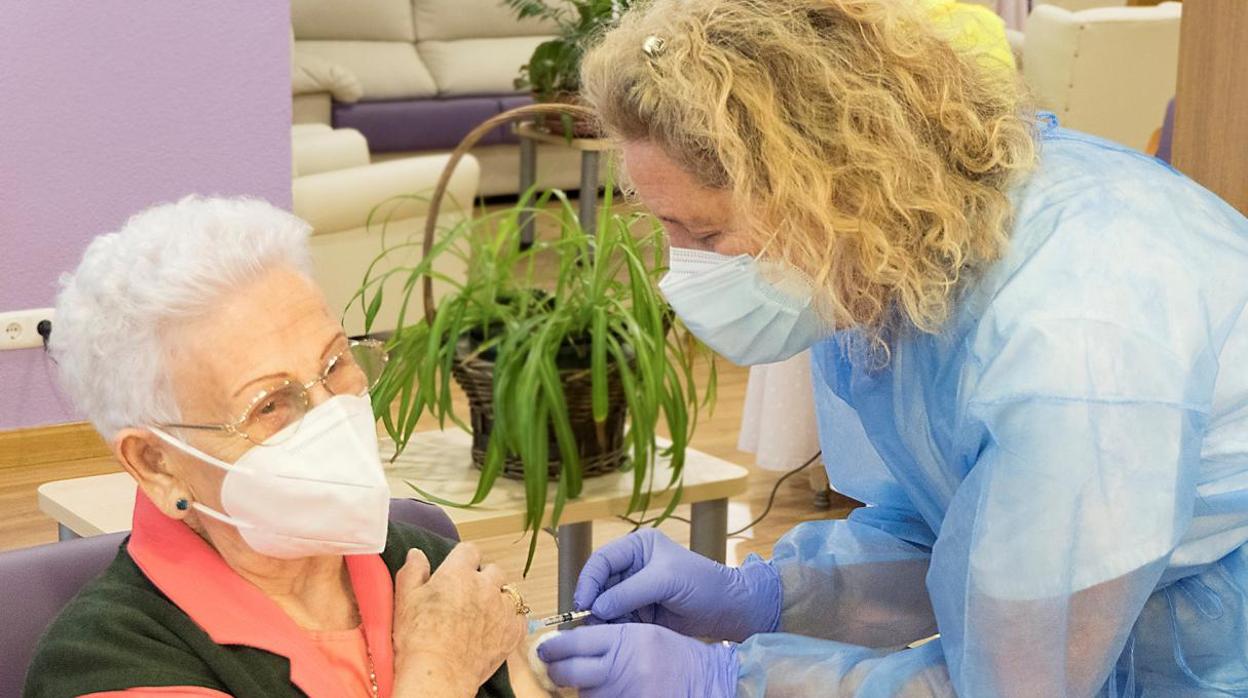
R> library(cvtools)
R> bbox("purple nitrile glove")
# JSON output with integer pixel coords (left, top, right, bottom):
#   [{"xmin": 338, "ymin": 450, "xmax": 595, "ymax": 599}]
[
  {"xmin": 573, "ymin": 529, "xmax": 781, "ymax": 642},
  {"xmin": 538, "ymin": 623, "xmax": 738, "ymax": 698}
]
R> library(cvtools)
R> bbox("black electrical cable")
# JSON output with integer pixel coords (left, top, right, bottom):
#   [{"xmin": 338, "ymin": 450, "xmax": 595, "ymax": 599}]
[
  {"xmin": 37, "ymin": 318, "xmax": 59, "ymax": 366},
  {"xmin": 36, "ymin": 319, "xmax": 52, "ymax": 350},
  {"xmin": 726, "ymin": 450, "xmax": 821, "ymax": 537},
  {"xmin": 617, "ymin": 513, "xmax": 692, "ymax": 528},
  {"xmin": 615, "ymin": 450, "xmax": 823, "ymax": 536}
]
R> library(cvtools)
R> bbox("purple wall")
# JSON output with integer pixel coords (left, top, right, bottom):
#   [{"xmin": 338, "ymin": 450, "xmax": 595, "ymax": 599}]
[{"xmin": 0, "ymin": 3, "xmax": 292, "ymax": 431}]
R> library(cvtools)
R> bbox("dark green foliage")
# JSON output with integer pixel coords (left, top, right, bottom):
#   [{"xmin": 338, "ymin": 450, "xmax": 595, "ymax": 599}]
[
  {"xmin": 504, "ymin": 0, "xmax": 634, "ymax": 99},
  {"xmin": 354, "ymin": 186, "xmax": 714, "ymax": 573}
]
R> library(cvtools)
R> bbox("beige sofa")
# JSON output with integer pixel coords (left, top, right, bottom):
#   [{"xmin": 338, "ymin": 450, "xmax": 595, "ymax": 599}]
[
  {"xmin": 291, "ymin": 0, "xmax": 589, "ymax": 196},
  {"xmin": 1018, "ymin": 2, "xmax": 1182, "ymax": 151},
  {"xmin": 292, "ymin": 124, "xmax": 474, "ymax": 336}
]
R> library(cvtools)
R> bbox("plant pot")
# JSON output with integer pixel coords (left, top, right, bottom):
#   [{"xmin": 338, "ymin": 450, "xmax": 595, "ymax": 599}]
[
  {"xmin": 451, "ymin": 335, "xmax": 629, "ymax": 481},
  {"xmin": 533, "ymin": 91, "xmax": 600, "ymax": 139}
]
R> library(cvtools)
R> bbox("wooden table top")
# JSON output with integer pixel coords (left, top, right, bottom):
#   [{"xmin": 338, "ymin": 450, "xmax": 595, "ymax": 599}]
[
  {"xmin": 38, "ymin": 429, "xmax": 749, "ymax": 540},
  {"xmin": 514, "ymin": 122, "xmax": 614, "ymax": 152}
]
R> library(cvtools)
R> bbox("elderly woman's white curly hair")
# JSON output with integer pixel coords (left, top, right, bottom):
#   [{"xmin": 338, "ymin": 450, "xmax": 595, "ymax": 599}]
[{"xmin": 52, "ymin": 196, "xmax": 313, "ymax": 440}]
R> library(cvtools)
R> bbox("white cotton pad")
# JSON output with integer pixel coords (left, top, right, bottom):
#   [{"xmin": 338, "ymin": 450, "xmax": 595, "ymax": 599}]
[{"xmin": 528, "ymin": 629, "xmax": 562, "ymax": 692}]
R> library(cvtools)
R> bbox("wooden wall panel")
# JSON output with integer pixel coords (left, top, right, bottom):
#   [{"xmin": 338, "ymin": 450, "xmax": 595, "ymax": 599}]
[
  {"xmin": 0, "ymin": 422, "xmax": 108, "ymax": 471},
  {"xmin": 1171, "ymin": 0, "xmax": 1248, "ymax": 215}
]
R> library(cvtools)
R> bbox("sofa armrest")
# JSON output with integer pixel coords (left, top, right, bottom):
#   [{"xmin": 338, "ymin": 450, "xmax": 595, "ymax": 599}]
[
  {"xmin": 292, "ymin": 128, "xmax": 371, "ymax": 177},
  {"xmin": 292, "ymin": 154, "xmax": 481, "ymax": 236},
  {"xmin": 292, "ymin": 49, "xmax": 363, "ymax": 103}
]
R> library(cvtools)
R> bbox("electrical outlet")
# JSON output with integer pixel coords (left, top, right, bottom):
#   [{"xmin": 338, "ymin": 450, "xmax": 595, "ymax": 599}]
[{"xmin": 0, "ymin": 308, "xmax": 54, "ymax": 351}]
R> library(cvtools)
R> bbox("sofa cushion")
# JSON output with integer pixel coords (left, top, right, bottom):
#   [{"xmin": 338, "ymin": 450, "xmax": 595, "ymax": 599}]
[
  {"xmin": 298, "ymin": 41, "xmax": 438, "ymax": 99},
  {"xmin": 292, "ymin": 0, "xmax": 415, "ymax": 41},
  {"xmin": 418, "ymin": 36, "xmax": 549, "ymax": 96},
  {"xmin": 333, "ymin": 95, "xmax": 533, "ymax": 152},
  {"xmin": 292, "ymin": 50, "xmax": 364, "ymax": 102},
  {"xmin": 413, "ymin": 0, "xmax": 561, "ymax": 41},
  {"xmin": 499, "ymin": 94, "xmax": 532, "ymax": 111}
]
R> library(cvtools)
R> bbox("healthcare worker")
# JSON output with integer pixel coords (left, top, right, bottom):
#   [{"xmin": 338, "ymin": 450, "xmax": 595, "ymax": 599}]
[{"xmin": 536, "ymin": 0, "xmax": 1248, "ymax": 695}]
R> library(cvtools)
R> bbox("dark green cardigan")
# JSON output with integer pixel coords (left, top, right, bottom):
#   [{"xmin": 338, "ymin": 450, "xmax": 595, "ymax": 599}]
[{"xmin": 24, "ymin": 522, "xmax": 515, "ymax": 698}]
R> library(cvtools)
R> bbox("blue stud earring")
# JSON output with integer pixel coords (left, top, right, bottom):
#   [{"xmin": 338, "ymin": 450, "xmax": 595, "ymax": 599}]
[{"xmin": 175, "ymin": 498, "xmax": 189, "ymax": 511}]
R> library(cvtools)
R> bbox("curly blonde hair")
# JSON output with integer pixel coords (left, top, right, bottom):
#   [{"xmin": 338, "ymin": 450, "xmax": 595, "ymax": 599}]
[{"xmin": 581, "ymin": 0, "xmax": 1038, "ymax": 353}]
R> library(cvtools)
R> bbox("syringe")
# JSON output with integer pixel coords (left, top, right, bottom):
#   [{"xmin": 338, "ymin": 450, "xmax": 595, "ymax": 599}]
[{"xmin": 528, "ymin": 609, "xmax": 592, "ymax": 632}]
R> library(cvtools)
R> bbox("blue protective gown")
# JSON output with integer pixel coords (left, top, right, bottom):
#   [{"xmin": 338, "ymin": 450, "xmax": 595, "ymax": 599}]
[{"xmin": 737, "ymin": 118, "xmax": 1248, "ymax": 696}]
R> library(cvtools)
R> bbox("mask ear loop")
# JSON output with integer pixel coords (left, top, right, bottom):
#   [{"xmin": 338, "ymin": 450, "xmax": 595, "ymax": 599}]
[
  {"xmin": 186, "ymin": 498, "xmax": 259, "ymax": 530},
  {"xmin": 148, "ymin": 426, "xmax": 260, "ymax": 530},
  {"xmin": 148, "ymin": 427, "xmax": 256, "ymax": 476},
  {"xmin": 756, "ymin": 258, "xmax": 819, "ymax": 301}
]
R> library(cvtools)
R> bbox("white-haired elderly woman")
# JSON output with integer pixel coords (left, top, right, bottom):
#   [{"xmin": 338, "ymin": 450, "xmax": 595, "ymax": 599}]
[{"xmin": 25, "ymin": 197, "xmax": 549, "ymax": 698}]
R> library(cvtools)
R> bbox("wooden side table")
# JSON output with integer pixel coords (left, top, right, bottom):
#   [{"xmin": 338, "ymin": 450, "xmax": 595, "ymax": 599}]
[
  {"xmin": 515, "ymin": 122, "xmax": 613, "ymax": 246},
  {"xmin": 38, "ymin": 429, "xmax": 749, "ymax": 614}
]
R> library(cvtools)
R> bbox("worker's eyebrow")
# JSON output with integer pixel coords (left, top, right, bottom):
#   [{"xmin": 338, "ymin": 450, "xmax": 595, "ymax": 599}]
[{"xmin": 658, "ymin": 214, "xmax": 717, "ymax": 230}]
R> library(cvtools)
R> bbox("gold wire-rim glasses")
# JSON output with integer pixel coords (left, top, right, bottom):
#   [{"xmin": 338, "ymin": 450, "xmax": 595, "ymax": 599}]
[{"xmin": 156, "ymin": 339, "xmax": 388, "ymax": 446}]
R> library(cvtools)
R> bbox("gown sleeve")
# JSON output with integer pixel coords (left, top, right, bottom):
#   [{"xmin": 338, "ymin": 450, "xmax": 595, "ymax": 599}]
[
  {"xmin": 739, "ymin": 314, "xmax": 1211, "ymax": 696},
  {"xmin": 768, "ymin": 355, "xmax": 941, "ymax": 649},
  {"xmin": 770, "ymin": 506, "xmax": 938, "ymax": 649}
]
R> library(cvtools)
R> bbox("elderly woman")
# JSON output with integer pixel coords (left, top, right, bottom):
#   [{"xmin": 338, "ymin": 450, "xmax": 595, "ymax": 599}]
[
  {"xmin": 536, "ymin": 0, "xmax": 1248, "ymax": 696},
  {"xmin": 25, "ymin": 197, "xmax": 546, "ymax": 698}
]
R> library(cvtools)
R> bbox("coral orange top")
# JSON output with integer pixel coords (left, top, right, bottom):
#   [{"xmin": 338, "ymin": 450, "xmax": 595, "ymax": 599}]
[
  {"xmin": 307, "ymin": 625, "xmax": 378, "ymax": 698},
  {"xmin": 82, "ymin": 492, "xmax": 394, "ymax": 698}
]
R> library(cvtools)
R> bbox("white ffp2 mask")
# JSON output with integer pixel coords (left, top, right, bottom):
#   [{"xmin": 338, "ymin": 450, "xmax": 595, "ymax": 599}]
[
  {"xmin": 658, "ymin": 248, "xmax": 832, "ymax": 366},
  {"xmin": 151, "ymin": 394, "xmax": 390, "ymax": 559}
]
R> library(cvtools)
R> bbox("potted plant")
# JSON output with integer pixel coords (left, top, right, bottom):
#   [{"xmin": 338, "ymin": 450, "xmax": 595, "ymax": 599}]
[
  {"xmin": 355, "ymin": 105, "xmax": 714, "ymax": 572},
  {"xmin": 504, "ymin": 0, "xmax": 632, "ymax": 136}
]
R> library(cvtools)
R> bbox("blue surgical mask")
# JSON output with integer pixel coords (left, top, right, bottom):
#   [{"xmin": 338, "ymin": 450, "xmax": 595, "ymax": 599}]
[{"xmin": 658, "ymin": 248, "xmax": 833, "ymax": 366}]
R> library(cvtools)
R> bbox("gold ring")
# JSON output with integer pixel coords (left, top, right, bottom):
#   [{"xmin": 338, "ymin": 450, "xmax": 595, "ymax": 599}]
[{"xmin": 501, "ymin": 584, "xmax": 530, "ymax": 616}]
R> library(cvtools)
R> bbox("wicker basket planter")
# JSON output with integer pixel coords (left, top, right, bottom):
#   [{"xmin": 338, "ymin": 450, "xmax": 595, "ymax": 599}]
[{"xmin": 452, "ymin": 334, "xmax": 628, "ymax": 480}]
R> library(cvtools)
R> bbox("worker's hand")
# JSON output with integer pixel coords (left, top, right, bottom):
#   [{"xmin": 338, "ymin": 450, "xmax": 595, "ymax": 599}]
[
  {"xmin": 392, "ymin": 544, "xmax": 527, "ymax": 696},
  {"xmin": 539, "ymin": 623, "xmax": 738, "ymax": 697},
  {"xmin": 574, "ymin": 529, "xmax": 780, "ymax": 642}
]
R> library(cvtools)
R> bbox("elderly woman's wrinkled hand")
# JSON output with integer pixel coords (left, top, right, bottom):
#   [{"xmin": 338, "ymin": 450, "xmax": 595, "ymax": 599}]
[{"xmin": 392, "ymin": 542, "xmax": 527, "ymax": 696}]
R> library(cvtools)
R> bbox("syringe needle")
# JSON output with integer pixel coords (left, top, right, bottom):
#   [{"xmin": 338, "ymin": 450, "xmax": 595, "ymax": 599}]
[{"xmin": 537, "ymin": 610, "xmax": 593, "ymax": 627}]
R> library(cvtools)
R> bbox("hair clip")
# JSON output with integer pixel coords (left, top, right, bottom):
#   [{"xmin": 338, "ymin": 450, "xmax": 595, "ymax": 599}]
[{"xmin": 642, "ymin": 35, "xmax": 666, "ymax": 58}]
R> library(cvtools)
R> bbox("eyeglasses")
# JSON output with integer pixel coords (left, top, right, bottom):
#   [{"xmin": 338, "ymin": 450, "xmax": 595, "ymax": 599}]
[{"xmin": 157, "ymin": 339, "xmax": 388, "ymax": 446}]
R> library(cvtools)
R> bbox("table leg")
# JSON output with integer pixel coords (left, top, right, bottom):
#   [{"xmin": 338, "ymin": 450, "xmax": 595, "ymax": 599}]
[
  {"xmin": 557, "ymin": 521, "xmax": 593, "ymax": 614},
  {"xmin": 690, "ymin": 498, "xmax": 729, "ymax": 563},
  {"xmin": 519, "ymin": 136, "xmax": 537, "ymax": 247},
  {"xmin": 578, "ymin": 151, "xmax": 601, "ymax": 237},
  {"xmin": 57, "ymin": 523, "xmax": 79, "ymax": 541}
]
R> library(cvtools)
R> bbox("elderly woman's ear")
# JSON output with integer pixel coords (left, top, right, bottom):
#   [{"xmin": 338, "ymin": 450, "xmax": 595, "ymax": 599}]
[{"xmin": 113, "ymin": 428, "xmax": 192, "ymax": 519}]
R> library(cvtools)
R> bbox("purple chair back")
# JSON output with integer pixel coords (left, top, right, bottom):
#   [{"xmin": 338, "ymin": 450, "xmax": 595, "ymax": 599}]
[
  {"xmin": 0, "ymin": 531, "xmax": 126, "ymax": 698},
  {"xmin": 388, "ymin": 497, "xmax": 460, "ymax": 542},
  {"xmin": 0, "ymin": 498, "xmax": 456, "ymax": 697}
]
